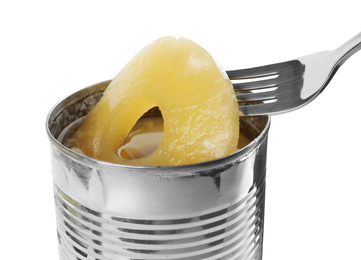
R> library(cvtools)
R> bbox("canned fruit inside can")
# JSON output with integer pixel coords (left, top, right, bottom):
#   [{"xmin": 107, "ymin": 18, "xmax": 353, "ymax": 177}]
[
  {"xmin": 61, "ymin": 108, "xmax": 252, "ymax": 161},
  {"xmin": 64, "ymin": 37, "xmax": 240, "ymax": 166}
]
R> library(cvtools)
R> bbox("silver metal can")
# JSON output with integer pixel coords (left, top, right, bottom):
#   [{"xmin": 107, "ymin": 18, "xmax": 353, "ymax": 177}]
[{"xmin": 46, "ymin": 80, "xmax": 270, "ymax": 260}]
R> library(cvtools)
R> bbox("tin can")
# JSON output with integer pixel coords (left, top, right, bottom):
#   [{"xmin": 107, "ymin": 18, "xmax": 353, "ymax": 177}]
[{"xmin": 46, "ymin": 80, "xmax": 270, "ymax": 260}]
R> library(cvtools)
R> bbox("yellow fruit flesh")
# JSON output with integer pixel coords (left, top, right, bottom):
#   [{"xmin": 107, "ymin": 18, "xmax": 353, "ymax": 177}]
[{"xmin": 68, "ymin": 37, "xmax": 239, "ymax": 166}]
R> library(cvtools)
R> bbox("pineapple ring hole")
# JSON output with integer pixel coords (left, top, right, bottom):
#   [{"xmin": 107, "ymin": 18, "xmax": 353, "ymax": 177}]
[{"xmin": 118, "ymin": 107, "xmax": 164, "ymax": 160}]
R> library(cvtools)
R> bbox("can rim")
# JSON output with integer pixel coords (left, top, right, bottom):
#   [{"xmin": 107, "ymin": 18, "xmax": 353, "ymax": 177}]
[{"xmin": 46, "ymin": 80, "xmax": 271, "ymax": 175}]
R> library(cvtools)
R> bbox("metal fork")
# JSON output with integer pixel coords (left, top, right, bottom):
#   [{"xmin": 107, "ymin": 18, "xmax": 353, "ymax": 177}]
[{"xmin": 227, "ymin": 32, "xmax": 361, "ymax": 116}]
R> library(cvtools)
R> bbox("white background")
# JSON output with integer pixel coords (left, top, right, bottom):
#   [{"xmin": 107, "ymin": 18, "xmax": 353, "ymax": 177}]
[{"xmin": 1, "ymin": 0, "xmax": 360, "ymax": 259}]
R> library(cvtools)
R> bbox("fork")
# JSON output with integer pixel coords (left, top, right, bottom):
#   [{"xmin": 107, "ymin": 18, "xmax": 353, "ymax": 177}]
[{"xmin": 227, "ymin": 32, "xmax": 361, "ymax": 116}]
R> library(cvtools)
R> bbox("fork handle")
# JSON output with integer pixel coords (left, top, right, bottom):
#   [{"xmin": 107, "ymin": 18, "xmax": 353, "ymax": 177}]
[{"xmin": 334, "ymin": 32, "xmax": 361, "ymax": 67}]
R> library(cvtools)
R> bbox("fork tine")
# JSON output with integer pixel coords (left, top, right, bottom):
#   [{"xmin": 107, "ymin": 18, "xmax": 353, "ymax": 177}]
[
  {"xmin": 232, "ymin": 78, "xmax": 278, "ymax": 91},
  {"xmin": 236, "ymin": 91, "xmax": 277, "ymax": 102},
  {"xmin": 227, "ymin": 63, "xmax": 280, "ymax": 80},
  {"xmin": 238, "ymin": 102, "xmax": 277, "ymax": 116}
]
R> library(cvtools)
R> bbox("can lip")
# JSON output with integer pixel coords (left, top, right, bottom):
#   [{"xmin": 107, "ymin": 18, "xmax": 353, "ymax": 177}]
[{"xmin": 46, "ymin": 80, "xmax": 271, "ymax": 175}]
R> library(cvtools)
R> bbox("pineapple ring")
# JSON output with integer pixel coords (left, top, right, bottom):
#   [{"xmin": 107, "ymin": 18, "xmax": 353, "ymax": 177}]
[{"xmin": 70, "ymin": 37, "xmax": 239, "ymax": 166}]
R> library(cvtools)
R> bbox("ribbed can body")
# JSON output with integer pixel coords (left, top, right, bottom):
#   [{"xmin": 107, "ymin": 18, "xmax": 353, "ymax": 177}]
[{"xmin": 47, "ymin": 81, "xmax": 270, "ymax": 260}]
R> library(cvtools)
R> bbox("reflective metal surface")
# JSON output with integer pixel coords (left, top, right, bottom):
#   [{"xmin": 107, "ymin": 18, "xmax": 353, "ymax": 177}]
[
  {"xmin": 46, "ymin": 81, "xmax": 270, "ymax": 260},
  {"xmin": 227, "ymin": 32, "xmax": 361, "ymax": 116}
]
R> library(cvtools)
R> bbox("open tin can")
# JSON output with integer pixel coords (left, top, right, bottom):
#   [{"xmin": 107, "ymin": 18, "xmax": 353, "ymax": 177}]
[{"xmin": 46, "ymin": 80, "xmax": 270, "ymax": 260}]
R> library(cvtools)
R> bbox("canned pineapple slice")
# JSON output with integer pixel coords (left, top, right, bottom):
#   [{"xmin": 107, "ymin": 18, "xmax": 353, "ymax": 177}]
[{"xmin": 68, "ymin": 37, "xmax": 239, "ymax": 166}]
